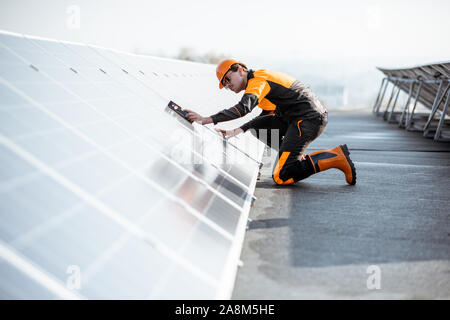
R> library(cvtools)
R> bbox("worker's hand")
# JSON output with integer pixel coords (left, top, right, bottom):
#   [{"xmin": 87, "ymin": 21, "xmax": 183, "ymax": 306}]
[
  {"xmin": 215, "ymin": 127, "xmax": 243, "ymax": 139},
  {"xmin": 184, "ymin": 109, "xmax": 213, "ymax": 125}
]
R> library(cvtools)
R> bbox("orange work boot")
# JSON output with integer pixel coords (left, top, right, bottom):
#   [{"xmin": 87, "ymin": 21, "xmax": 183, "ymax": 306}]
[{"xmin": 308, "ymin": 144, "xmax": 356, "ymax": 185}]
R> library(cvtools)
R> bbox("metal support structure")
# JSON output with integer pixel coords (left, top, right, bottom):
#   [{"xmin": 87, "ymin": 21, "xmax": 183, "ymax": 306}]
[
  {"xmin": 434, "ymin": 89, "xmax": 450, "ymax": 141},
  {"xmin": 423, "ymin": 80, "xmax": 444, "ymax": 134},
  {"xmin": 423, "ymin": 82, "xmax": 450, "ymax": 137},
  {"xmin": 379, "ymin": 80, "xmax": 398, "ymax": 117},
  {"xmin": 386, "ymin": 84, "xmax": 401, "ymax": 122},
  {"xmin": 372, "ymin": 77, "xmax": 387, "ymax": 113},
  {"xmin": 375, "ymin": 79, "xmax": 389, "ymax": 115},
  {"xmin": 374, "ymin": 63, "xmax": 450, "ymax": 141},
  {"xmin": 406, "ymin": 81, "xmax": 423, "ymax": 130},
  {"xmin": 398, "ymin": 81, "xmax": 415, "ymax": 128},
  {"xmin": 383, "ymin": 81, "xmax": 400, "ymax": 120}
]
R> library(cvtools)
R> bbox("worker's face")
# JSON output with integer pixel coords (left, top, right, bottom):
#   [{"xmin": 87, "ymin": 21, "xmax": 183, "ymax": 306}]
[{"xmin": 222, "ymin": 67, "xmax": 246, "ymax": 93}]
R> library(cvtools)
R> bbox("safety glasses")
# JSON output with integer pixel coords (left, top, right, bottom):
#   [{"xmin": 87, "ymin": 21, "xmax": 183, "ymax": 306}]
[{"xmin": 222, "ymin": 71, "xmax": 232, "ymax": 87}]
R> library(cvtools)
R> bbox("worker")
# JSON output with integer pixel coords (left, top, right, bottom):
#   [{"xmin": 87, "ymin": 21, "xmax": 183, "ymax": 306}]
[{"xmin": 185, "ymin": 59, "xmax": 356, "ymax": 185}]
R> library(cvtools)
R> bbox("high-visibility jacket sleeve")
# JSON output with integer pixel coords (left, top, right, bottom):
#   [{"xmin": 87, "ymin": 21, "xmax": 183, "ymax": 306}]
[
  {"xmin": 244, "ymin": 77, "xmax": 271, "ymax": 103},
  {"xmin": 210, "ymin": 93, "xmax": 259, "ymax": 124}
]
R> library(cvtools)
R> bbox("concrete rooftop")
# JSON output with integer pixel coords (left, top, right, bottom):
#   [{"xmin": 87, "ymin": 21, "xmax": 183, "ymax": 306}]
[{"xmin": 232, "ymin": 108, "xmax": 450, "ymax": 299}]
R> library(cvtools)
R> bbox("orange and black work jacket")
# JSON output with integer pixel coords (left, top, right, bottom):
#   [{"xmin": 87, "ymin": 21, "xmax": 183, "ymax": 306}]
[{"xmin": 210, "ymin": 69, "xmax": 327, "ymax": 130}]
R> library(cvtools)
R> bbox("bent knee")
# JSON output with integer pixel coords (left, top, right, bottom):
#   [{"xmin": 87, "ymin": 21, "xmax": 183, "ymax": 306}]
[
  {"xmin": 272, "ymin": 175, "xmax": 295, "ymax": 185},
  {"xmin": 272, "ymin": 166, "xmax": 295, "ymax": 185}
]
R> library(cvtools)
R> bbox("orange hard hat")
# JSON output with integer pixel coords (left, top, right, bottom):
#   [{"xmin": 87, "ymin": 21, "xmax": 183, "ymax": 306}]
[{"xmin": 216, "ymin": 59, "xmax": 246, "ymax": 89}]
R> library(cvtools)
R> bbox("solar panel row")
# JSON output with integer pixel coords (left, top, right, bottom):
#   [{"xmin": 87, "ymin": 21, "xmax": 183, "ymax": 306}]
[
  {"xmin": 0, "ymin": 30, "xmax": 265, "ymax": 299},
  {"xmin": 374, "ymin": 62, "xmax": 450, "ymax": 141}
]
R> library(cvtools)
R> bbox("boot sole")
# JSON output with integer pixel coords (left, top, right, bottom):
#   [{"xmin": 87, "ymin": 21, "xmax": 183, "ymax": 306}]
[{"xmin": 340, "ymin": 144, "xmax": 356, "ymax": 185}]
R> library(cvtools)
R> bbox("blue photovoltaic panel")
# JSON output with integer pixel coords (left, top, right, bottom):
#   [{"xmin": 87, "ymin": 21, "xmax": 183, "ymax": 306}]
[{"xmin": 0, "ymin": 31, "xmax": 265, "ymax": 299}]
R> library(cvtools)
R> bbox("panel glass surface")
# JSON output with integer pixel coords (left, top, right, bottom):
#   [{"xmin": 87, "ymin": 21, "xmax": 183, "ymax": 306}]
[{"xmin": 0, "ymin": 32, "xmax": 262, "ymax": 299}]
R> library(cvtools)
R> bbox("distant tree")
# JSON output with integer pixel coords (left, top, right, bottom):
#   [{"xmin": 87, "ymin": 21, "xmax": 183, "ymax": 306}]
[
  {"xmin": 134, "ymin": 46, "xmax": 229, "ymax": 65},
  {"xmin": 176, "ymin": 46, "xmax": 199, "ymax": 62},
  {"xmin": 203, "ymin": 51, "xmax": 228, "ymax": 64},
  {"xmin": 175, "ymin": 46, "xmax": 228, "ymax": 64}
]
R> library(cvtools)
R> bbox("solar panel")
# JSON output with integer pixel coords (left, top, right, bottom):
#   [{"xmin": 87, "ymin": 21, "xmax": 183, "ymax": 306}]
[
  {"xmin": 0, "ymin": 30, "xmax": 265, "ymax": 299},
  {"xmin": 373, "ymin": 61, "xmax": 450, "ymax": 141},
  {"xmin": 377, "ymin": 63, "xmax": 450, "ymax": 112}
]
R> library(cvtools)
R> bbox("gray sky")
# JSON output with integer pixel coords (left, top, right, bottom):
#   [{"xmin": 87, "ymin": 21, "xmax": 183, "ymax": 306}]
[
  {"xmin": 0, "ymin": 0, "xmax": 449, "ymax": 106},
  {"xmin": 1, "ymin": 0, "xmax": 449, "ymax": 65}
]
